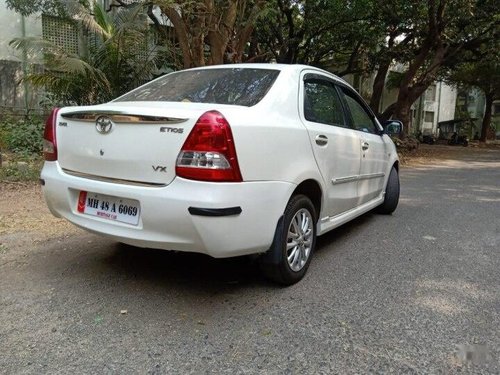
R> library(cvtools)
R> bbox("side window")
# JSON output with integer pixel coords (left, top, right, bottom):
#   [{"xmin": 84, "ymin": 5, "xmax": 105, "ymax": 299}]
[
  {"xmin": 341, "ymin": 88, "xmax": 378, "ymax": 134},
  {"xmin": 304, "ymin": 79, "xmax": 347, "ymax": 127}
]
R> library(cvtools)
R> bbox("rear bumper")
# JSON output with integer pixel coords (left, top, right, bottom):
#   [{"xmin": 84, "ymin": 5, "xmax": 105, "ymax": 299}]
[{"xmin": 41, "ymin": 162, "xmax": 295, "ymax": 258}]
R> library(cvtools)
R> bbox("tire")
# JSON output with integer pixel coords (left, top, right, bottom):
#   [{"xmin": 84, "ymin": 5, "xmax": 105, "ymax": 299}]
[
  {"xmin": 260, "ymin": 195, "xmax": 317, "ymax": 285},
  {"xmin": 377, "ymin": 166, "xmax": 400, "ymax": 214}
]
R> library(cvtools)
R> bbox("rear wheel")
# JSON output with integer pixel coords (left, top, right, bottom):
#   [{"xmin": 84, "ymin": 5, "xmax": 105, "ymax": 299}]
[
  {"xmin": 260, "ymin": 195, "xmax": 317, "ymax": 285},
  {"xmin": 377, "ymin": 166, "xmax": 399, "ymax": 214}
]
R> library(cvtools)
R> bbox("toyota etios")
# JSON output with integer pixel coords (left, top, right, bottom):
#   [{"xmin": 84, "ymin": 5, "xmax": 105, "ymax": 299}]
[{"xmin": 41, "ymin": 64, "xmax": 401, "ymax": 285}]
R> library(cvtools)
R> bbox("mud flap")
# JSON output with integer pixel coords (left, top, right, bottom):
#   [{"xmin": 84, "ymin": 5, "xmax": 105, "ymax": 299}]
[{"xmin": 259, "ymin": 215, "xmax": 285, "ymax": 265}]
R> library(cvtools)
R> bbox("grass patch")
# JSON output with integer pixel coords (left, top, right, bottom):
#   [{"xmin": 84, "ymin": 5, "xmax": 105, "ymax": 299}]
[
  {"xmin": 0, "ymin": 115, "xmax": 44, "ymax": 182},
  {"xmin": 0, "ymin": 153, "xmax": 43, "ymax": 183}
]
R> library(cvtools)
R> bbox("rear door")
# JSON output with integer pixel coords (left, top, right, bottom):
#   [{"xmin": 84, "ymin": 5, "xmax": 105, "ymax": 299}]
[
  {"xmin": 338, "ymin": 86, "xmax": 389, "ymax": 205},
  {"xmin": 300, "ymin": 72, "xmax": 362, "ymax": 218}
]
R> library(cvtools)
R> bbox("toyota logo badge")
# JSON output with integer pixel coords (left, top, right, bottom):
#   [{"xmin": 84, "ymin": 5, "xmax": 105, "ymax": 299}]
[{"xmin": 95, "ymin": 116, "xmax": 114, "ymax": 134}]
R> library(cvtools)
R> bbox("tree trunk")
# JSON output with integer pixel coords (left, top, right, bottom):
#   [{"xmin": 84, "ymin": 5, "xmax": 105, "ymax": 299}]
[
  {"xmin": 161, "ymin": 7, "xmax": 193, "ymax": 68},
  {"xmin": 480, "ymin": 91, "xmax": 494, "ymax": 142},
  {"xmin": 208, "ymin": 0, "xmax": 237, "ymax": 65},
  {"xmin": 233, "ymin": 1, "xmax": 266, "ymax": 62},
  {"xmin": 162, "ymin": 1, "xmax": 264, "ymax": 67},
  {"xmin": 394, "ymin": 79, "xmax": 431, "ymax": 136},
  {"xmin": 394, "ymin": 96, "xmax": 412, "ymax": 136},
  {"xmin": 369, "ymin": 59, "xmax": 391, "ymax": 115}
]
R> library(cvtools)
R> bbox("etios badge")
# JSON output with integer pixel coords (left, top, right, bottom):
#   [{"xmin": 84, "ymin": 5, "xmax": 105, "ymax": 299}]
[{"xmin": 95, "ymin": 116, "xmax": 114, "ymax": 134}]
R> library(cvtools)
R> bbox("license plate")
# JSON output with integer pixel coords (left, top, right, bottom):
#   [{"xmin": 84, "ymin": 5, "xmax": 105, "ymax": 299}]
[{"xmin": 77, "ymin": 191, "xmax": 140, "ymax": 226}]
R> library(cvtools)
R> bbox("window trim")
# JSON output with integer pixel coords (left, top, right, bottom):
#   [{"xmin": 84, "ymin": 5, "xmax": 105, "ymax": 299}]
[
  {"xmin": 302, "ymin": 74, "xmax": 350, "ymax": 129},
  {"xmin": 336, "ymin": 84, "xmax": 383, "ymax": 135}
]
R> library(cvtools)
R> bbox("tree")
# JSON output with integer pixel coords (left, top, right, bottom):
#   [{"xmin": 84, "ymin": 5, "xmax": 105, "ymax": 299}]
[
  {"xmin": 153, "ymin": 0, "xmax": 267, "ymax": 68},
  {"xmin": 366, "ymin": 1, "xmax": 417, "ymax": 117},
  {"xmin": 5, "ymin": 0, "xmax": 67, "ymax": 16},
  {"xmin": 446, "ymin": 59, "xmax": 500, "ymax": 141},
  {"xmin": 255, "ymin": 0, "xmax": 382, "ymax": 75},
  {"xmin": 254, "ymin": 0, "xmax": 499, "ymax": 134},
  {"xmin": 379, "ymin": 0, "xmax": 499, "ymax": 133},
  {"xmin": 9, "ymin": 1, "xmax": 158, "ymax": 105}
]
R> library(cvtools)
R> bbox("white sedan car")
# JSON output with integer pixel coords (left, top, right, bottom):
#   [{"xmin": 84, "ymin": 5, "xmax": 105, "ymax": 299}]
[{"xmin": 41, "ymin": 64, "xmax": 401, "ymax": 285}]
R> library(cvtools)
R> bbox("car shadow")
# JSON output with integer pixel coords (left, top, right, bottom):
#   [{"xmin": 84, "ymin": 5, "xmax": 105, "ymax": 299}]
[
  {"xmin": 100, "ymin": 210, "xmax": 376, "ymax": 289},
  {"xmin": 104, "ymin": 242, "xmax": 265, "ymax": 290}
]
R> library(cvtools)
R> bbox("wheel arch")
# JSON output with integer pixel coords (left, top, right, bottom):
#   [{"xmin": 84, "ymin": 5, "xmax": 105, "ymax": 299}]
[{"xmin": 291, "ymin": 179, "xmax": 322, "ymax": 221}]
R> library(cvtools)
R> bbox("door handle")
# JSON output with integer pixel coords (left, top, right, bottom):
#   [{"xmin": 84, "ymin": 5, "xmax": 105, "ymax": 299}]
[
  {"xmin": 315, "ymin": 135, "xmax": 328, "ymax": 146},
  {"xmin": 362, "ymin": 141, "xmax": 369, "ymax": 151}
]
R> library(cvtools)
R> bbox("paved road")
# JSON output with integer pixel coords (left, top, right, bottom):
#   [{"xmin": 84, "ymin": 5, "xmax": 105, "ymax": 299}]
[{"xmin": 1, "ymin": 148, "xmax": 499, "ymax": 374}]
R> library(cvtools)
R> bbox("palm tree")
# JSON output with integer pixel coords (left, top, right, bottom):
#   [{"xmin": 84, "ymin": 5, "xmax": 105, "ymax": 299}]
[{"xmin": 10, "ymin": 0, "xmax": 159, "ymax": 105}]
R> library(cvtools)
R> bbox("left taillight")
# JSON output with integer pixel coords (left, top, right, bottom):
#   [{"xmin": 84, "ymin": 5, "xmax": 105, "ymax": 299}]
[{"xmin": 43, "ymin": 108, "xmax": 59, "ymax": 161}]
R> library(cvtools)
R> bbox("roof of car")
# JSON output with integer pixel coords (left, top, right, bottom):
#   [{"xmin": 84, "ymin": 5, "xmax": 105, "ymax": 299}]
[
  {"xmin": 182, "ymin": 63, "xmax": 348, "ymax": 85},
  {"xmin": 183, "ymin": 63, "xmax": 324, "ymax": 73}
]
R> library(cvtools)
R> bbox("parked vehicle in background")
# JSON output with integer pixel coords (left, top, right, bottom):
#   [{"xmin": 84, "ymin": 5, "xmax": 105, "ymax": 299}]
[
  {"xmin": 40, "ymin": 64, "xmax": 401, "ymax": 285},
  {"xmin": 418, "ymin": 131, "xmax": 436, "ymax": 145},
  {"xmin": 448, "ymin": 132, "xmax": 469, "ymax": 146}
]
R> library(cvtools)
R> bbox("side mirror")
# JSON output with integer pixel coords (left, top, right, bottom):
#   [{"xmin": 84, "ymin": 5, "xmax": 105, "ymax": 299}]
[{"xmin": 382, "ymin": 120, "xmax": 403, "ymax": 135}]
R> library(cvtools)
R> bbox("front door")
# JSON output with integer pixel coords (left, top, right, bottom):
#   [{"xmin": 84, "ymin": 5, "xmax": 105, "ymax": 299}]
[{"xmin": 338, "ymin": 86, "xmax": 389, "ymax": 205}]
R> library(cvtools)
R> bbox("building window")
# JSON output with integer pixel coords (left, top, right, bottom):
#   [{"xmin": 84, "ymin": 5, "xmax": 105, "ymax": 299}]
[
  {"xmin": 42, "ymin": 14, "xmax": 79, "ymax": 55},
  {"xmin": 425, "ymin": 85, "xmax": 436, "ymax": 101},
  {"xmin": 424, "ymin": 111, "xmax": 434, "ymax": 123}
]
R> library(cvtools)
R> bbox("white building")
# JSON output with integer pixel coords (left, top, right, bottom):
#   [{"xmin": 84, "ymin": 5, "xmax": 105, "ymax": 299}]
[
  {"xmin": 413, "ymin": 82, "xmax": 457, "ymax": 136},
  {"xmin": 0, "ymin": 0, "xmax": 43, "ymax": 115}
]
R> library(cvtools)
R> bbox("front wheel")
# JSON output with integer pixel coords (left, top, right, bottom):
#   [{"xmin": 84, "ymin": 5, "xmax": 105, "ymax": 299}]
[
  {"xmin": 260, "ymin": 195, "xmax": 317, "ymax": 285},
  {"xmin": 377, "ymin": 167, "xmax": 400, "ymax": 214}
]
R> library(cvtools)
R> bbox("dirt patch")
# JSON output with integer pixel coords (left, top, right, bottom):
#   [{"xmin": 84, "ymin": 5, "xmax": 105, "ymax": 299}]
[
  {"xmin": 0, "ymin": 182, "xmax": 80, "ymax": 252},
  {"xmin": 400, "ymin": 143, "xmax": 500, "ymax": 166}
]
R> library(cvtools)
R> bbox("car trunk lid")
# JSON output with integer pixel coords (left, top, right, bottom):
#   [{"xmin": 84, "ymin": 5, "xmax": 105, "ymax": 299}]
[{"xmin": 56, "ymin": 103, "xmax": 213, "ymax": 185}]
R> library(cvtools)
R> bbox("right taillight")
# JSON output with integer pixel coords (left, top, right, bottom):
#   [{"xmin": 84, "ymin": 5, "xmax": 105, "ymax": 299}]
[
  {"xmin": 176, "ymin": 111, "xmax": 242, "ymax": 182},
  {"xmin": 43, "ymin": 108, "xmax": 59, "ymax": 161}
]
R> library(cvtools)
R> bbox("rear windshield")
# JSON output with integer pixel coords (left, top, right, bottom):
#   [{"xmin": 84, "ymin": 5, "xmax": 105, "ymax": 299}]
[{"xmin": 115, "ymin": 68, "xmax": 280, "ymax": 107}]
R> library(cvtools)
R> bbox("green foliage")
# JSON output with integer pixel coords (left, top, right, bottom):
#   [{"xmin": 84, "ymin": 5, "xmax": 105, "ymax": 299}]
[
  {"xmin": 5, "ymin": 0, "xmax": 66, "ymax": 17},
  {"xmin": 10, "ymin": 1, "xmax": 159, "ymax": 105},
  {"xmin": 386, "ymin": 71, "xmax": 404, "ymax": 91},
  {"xmin": 445, "ymin": 60, "xmax": 500, "ymax": 99},
  {"xmin": 5, "ymin": 0, "xmax": 91, "ymax": 17},
  {"xmin": 0, "ymin": 121, "xmax": 9, "ymax": 150},
  {"xmin": 0, "ymin": 156, "xmax": 43, "ymax": 182},
  {"xmin": 0, "ymin": 116, "xmax": 45, "ymax": 156},
  {"xmin": 255, "ymin": 0, "xmax": 402, "ymax": 77},
  {"xmin": 0, "ymin": 116, "xmax": 44, "ymax": 182}
]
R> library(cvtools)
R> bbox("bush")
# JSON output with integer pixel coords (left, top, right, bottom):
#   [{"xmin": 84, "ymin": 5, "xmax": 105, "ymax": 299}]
[
  {"xmin": 0, "ymin": 116, "xmax": 45, "ymax": 156},
  {"xmin": 391, "ymin": 135, "xmax": 420, "ymax": 151},
  {"xmin": 0, "ymin": 156, "xmax": 43, "ymax": 182}
]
